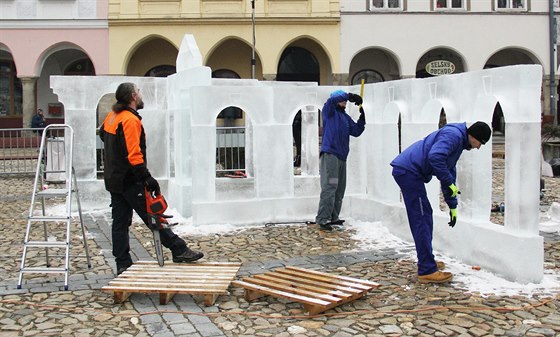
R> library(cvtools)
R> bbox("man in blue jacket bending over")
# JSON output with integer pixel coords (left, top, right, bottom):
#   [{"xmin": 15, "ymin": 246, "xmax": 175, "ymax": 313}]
[
  {"xmin": 315, "ymin": 90, "xmax": 366, "ymax": 231},
  {"xmin": 391, "ymin": 121, "xmax": 491, "ymax": 284}
]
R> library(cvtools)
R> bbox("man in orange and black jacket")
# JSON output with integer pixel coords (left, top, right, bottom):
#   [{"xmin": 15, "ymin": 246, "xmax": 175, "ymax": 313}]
[{"xmin": 99, "ymin": 82, "xmax": 203, "ymax": 275}]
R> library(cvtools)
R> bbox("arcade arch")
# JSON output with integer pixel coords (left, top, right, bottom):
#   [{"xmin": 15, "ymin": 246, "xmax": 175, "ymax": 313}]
[
  {"xmin": 276, "ymin": 46, "xmax": 322, "ymax": 170},
  {"xmin": 38, "ymin": 47, "xmax": 95, "ymax": 120},
  {"xmin": 484, "ymin": 47, "xmax": 541, "ymax": 68},
  {"xmin": 206, "ymin": 38, "xmax": 263, "ymax": 79},
  {"xmin": 277, "ymin": 38, "xmax": 332, "ymax": 84},
  {"xmin": 126, "ymin": 37, "xmax": 178, "ymax": 76},
  {"xmin": 416, "ymin": 47, "xmax": 466, "ymax": 78},
  {"xmin": 349, "ymin": 48, "xmax": 401, "ymax": 84}
]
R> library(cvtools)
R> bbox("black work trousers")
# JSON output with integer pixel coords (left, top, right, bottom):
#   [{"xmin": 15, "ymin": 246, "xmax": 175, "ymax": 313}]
[{"xmin": 110, "ymin": 182, "xmax": 187, "ymax": 270}]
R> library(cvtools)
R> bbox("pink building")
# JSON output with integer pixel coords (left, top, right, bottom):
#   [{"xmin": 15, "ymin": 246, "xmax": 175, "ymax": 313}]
[{"xmin": 0, "ymin": 0, "xmax": 109, "ymax": 128}]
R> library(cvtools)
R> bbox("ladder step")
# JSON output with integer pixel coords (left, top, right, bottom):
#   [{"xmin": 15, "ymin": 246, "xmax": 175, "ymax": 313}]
[
  {"xmin": 20, "ymin": 267, "xmax": 67, "ymax": 274},
  {"xmin": 26, "ymin": 241, "xmax": 68, "ymax": 248},
  {"xmin": 36, "ymin": 189, "xmax": 69, "ymax": 197},
  {"xmin": 18, "ymin": 127, "xmax": 92, "ymax": 290},
  {"xmin": 29, "ymin": 215, "xmax": 70, "ymax": 221}
]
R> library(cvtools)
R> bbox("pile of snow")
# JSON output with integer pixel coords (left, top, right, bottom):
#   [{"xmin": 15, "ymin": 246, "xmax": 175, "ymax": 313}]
[{"xmin": 539, "ymin": 202, "xmax": 560, "ymax": 234}]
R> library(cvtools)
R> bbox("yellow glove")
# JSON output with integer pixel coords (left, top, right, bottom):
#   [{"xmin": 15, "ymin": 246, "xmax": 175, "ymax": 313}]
[
  {"xmin": 448, "ymin": 183, "xmax": 460, "ymax": 197},
  {"xmin": 448, "ymin": 208, "xmax": 457, "ymax": 228}
]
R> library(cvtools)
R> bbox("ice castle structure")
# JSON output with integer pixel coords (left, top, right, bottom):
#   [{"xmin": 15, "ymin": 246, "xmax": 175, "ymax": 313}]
[{"xmin": 51, "ymin": 34, "xmax": 544, "ymax": 284}]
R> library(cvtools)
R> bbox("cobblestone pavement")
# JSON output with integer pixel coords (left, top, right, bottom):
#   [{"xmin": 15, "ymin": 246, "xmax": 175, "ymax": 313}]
[{"xmin": 1, "ymin": 149, "xmax": 560, "ymax": 337}]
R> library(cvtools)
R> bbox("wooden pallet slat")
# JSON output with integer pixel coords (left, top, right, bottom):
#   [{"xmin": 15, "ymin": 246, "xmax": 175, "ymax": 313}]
[
  {"xmin": 102, "ymin": 261, "xmax": 241, "ymax": 305},
  {"xmin": 286, "ymin": 266, "xmax": 380, "ymax": 287},
  {"xmin": 241, "ymin": 277, "xmax": 343, "ymax": 303},
  {"xmin": 231, "ymin": 280, "xmax": 331, "ymax": 306},
  {"xmin": 232, "ymin": 266, "xmax": 379, "ymax": 315},
  {"xmin": 280, "ymin": 267, "xmax": 375, "ymax": 288},
  {"xmin": 259, "ymin": 271, "xmax": 362, "ymax": 294},
  {"xmin": 253, "ymin": 274, "xmax": 353, "ymax": 298}
]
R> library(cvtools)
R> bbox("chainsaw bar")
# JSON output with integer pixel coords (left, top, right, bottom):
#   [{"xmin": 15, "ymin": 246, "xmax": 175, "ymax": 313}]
[{"xmin": 152, "ymin": 229, "xmax": 164, "ymax": 267}]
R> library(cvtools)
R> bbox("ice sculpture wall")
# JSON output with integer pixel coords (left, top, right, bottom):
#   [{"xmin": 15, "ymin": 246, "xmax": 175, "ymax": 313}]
[{"xmin": 51, "ymin": 35, "xmax": 543, "ymax": 283}]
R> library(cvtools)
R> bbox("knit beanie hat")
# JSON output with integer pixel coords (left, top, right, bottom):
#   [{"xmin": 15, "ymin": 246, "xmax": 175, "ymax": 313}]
[
  {"xmin": 467, "ymin": 121, "xmax": 492, "ymax": 144},
  {"xmin": 330, "ymin": 90, "xmax": 347, "ymax": 100}
]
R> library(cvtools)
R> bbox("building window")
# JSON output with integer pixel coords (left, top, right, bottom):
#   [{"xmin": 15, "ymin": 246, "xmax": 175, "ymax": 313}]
[
  {"xmin": 370, "ymin": 0, "xmax": 402, "ymax": 10},
  {"xmin": 496, "ymin": 0, "xmax": 525, "ymax": 9},
  {"xmin": 0, "ymin": 60, "xmax": 22, "ymax": 116},
  {"xmin": 352, "ymin": 70, "xmax": 384, "ymax": 85},
  {"xmin": 65, "ymin": 59, "xmax": 96, "ymax": 76},
  {"xmin": 212, "ymin": 69, "xmax": 240, "ymax": 79},
  {"xmin": 435, "ymin": 0, "xmax": 464, "ymax": 9},
  {"xmin": 145, "ymin": 65, "xmax": 175, "ymax": 77}
]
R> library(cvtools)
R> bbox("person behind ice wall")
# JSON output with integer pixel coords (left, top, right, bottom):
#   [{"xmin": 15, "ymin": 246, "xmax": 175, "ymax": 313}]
[
  {"xmin": 31, "ymin": 108, "xmax": 47, "ymax": 134},
  {"xmin": 314, "ymin": 90, "xmax": 365, "ymax": 231},
  {"xmin": 99, "ymin": 82, "xmax": 204, "ymax": 275},
  {"xmin": 292, "ymin": 110, "xmax": 302, "ymax": 167},
  {"xmin": 390, "ymin": 121, "xmax": 491, "ymax": 284}
]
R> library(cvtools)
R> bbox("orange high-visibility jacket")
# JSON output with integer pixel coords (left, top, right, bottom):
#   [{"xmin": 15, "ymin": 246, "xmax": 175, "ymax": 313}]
[{"xmin": 99, "ymin": 108, "xmax": 147, "ymax": 193}]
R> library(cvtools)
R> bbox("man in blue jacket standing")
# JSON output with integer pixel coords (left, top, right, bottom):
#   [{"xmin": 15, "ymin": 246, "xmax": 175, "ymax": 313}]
[
  {"xmin": 315, "ymin": 90, "xmax": 366, "ymax": 231},
  {"xmin": 391, "ymin": 121, "xmax": 491, "ymax": 284}
]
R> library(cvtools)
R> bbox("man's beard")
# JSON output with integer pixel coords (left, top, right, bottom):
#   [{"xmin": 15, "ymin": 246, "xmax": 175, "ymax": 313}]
[{"xmin": 137, "ymin": 100, "xmax": 144, "ymax": 110}]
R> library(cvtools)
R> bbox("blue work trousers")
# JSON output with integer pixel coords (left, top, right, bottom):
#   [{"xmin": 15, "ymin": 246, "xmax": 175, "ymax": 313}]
[{"xmin": 392, "ymin": 167, "xmax": 438, "ymax": 276}]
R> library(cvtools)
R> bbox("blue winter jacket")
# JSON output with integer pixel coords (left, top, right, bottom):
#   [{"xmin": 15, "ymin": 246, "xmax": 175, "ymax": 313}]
[
  {"xmin": 390, "ymin": 123, "xmax": 470, "ymax": 208},
  {"xmin": 320, "ymin": 91, "xmax": 365, "ymax": 161}
]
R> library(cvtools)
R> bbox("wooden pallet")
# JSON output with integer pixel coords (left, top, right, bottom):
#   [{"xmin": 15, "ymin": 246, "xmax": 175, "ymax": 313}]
[
  {"xmin": 232, "ymin": 266, "xmax": 379, "ymax": 315},
  {"xmin": 102, "ymin": 261, "xmax": 242, "ymax": 305}
]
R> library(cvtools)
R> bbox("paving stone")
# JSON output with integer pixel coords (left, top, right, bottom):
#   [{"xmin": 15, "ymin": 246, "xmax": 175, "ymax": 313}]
[
  {"xmin": 195, "ymin": 323, "xmax": 226, "ymax": 336},
  {"xmin": 170, "ymin": 322, "xmax": 197, "ymax": 335},
  {"xmin": 1, "ymin": 172, "xmax": 559, "ymax": 337}
]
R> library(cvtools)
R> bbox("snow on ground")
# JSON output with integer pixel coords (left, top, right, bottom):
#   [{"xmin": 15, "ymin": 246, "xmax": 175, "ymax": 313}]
[
  {"xmin": 58, "ymin": 204, "xmax": 560, "ymax": 298},
  {"xmin": 346, "ymin": 219, "xmax": 560, "ymax": 298}
]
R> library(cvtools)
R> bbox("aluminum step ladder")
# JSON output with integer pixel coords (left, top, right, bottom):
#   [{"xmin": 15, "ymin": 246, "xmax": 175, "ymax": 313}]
[{"xmin": 17, "ymin": 124, "xmax": 91, "ymax": 290}]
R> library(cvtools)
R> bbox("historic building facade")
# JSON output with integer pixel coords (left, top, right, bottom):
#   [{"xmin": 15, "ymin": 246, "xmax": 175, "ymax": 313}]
[
  {"xmin": 1, "ymin": 0, "xmax": 558, "ymax": 128},
  {"xmin": 107, "ymin": 0, "xmax": 341, "ymax": 82},
  {"xmin": 340, "ymin": 0, "xmax": 557, "ymax": 118},
  {"xmin": 0, "ymin": 0, "xmax": 109, "ymax": 128}
]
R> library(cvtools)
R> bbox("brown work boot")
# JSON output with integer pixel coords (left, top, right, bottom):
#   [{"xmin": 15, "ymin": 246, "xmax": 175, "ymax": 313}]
[
  {"xmin": 436, "ymin": 261, "xmax": 445, "ymax": 270},
  {"xmin": 418, "ymin": 271, "xmax": 453, "ymax": 284}
]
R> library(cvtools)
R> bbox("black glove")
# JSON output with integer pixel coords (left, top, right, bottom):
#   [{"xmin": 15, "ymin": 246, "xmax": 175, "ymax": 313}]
[
  {"xmin": 145, "ymin": 176, "xmax": 160, "ymax": 194},
  {"xmin": 448, "ymin": 208, "xmax": 457, "ymax": 228},
  {"xmin": 347, "ymin": 93, "xmax": 363, "ymax": 106},
  {"xmin": 358, "ymin": 106, "xmax": 366, "ymax": 123}
]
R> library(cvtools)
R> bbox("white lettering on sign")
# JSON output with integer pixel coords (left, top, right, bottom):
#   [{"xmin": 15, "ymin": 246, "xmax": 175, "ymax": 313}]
[{"xmin": 425, "ymin": 60, "xmax": 456, "ymax": 76}]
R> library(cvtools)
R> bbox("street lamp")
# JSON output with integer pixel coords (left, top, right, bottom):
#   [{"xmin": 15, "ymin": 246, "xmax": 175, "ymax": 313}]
[
  {"xmin": 251, "ymin": 0, "xmax": 256, "ymax": 79},
  {"xmin": 549, "ymin": 0, "xmax": 557, "ymax": 125}
]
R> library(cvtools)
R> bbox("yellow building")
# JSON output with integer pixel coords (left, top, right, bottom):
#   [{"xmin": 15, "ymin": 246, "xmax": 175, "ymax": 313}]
[{"xmin": 108, "ymin": 0, "xmax": 343, "ymax": 84}]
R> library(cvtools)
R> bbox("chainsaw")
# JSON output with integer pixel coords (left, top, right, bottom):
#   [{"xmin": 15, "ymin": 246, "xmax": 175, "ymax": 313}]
[{"xmin": 145, "ymin": 188, "xmax": 174, "ymax": 266}]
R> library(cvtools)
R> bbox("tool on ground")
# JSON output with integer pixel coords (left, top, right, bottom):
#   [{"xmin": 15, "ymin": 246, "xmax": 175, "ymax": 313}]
[
  {"xmin": 145, "ymin": 188, "xmax": 174, "ymax": 266},
  {"xmin": 264, "ymin": 220, "xmax": 311, "ymax": 227},
  {"xmin": 225, "ymin": 170, "xmax": 247, "ymax": 178}
]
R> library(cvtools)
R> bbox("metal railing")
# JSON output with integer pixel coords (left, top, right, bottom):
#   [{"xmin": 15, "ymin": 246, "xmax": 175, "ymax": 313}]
[
  {"xmin": 216, "ymin": 126, "xmax": 246, "ymax": 176},
  {"xmin": 95, "ymin": 131, "xmax": 104, "ymax": 175},
  {"xmin": 0, "ymin": 128, "xmax": 54, "ymax": 175},
  {"xmin": 1, "ymin": 127, "xmax": 244, "ymax": 177}
]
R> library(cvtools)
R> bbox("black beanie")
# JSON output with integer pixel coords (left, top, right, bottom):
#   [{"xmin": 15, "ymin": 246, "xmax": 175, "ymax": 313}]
[{"xmin": 467, "ymin": 121, "xmax": 492, "ymax": 144}]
